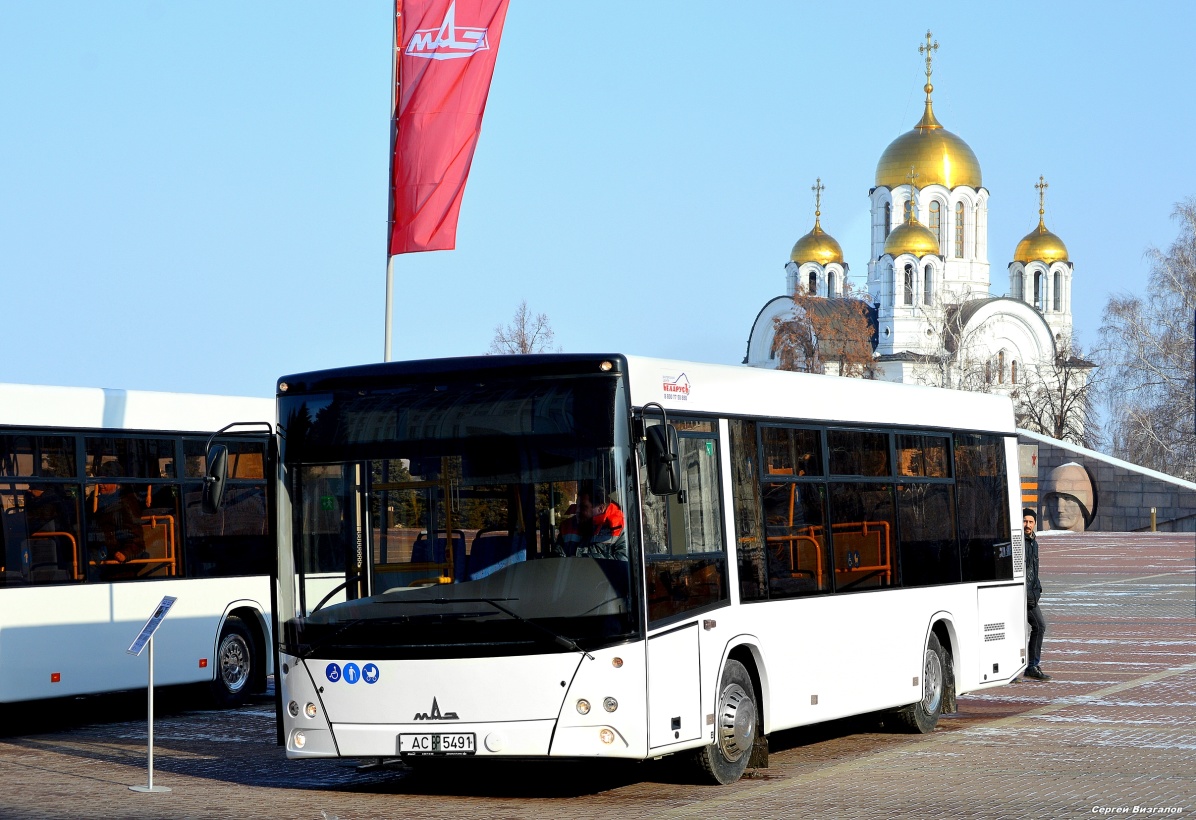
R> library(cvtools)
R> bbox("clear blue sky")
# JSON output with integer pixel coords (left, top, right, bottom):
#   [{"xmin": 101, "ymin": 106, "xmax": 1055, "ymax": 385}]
[{"xmin": 3, "ymin": 2, "xmax": 1194, "ymax": 398}]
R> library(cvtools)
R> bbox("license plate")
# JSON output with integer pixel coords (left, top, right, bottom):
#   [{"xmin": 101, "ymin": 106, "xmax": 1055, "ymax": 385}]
[{"xmin": 398, "ymin": 732, "xmax": 476, "ymax": 755}]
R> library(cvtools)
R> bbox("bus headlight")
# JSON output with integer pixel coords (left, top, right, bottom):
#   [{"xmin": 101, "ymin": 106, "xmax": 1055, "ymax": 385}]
[
  {"xmin": 305, "ymin": 702, "xmax": 318, "ymax": 719},
  {"xmin": 576, "ymin": 699, "xmax": 591, "ymax": 715},
  {"xmin": 603, "ymin": 697, "xmax": 618, "ymax": 713},
  {"xmin": 288, "ymin": 701, "xmax": 299, "ymax": 717},
  {"xmin": 599, "ymin": 728, "xmax": 615, "ymax": 744},
  {"xmin": 293, "ymin": 731, "xmax": 306, "ymax": 749}
]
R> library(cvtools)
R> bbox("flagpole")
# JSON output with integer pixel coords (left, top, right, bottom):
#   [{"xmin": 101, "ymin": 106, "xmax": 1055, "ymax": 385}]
[{"xmin": 385, "ymin": 1, "xmax": 401, "ymax": 362}]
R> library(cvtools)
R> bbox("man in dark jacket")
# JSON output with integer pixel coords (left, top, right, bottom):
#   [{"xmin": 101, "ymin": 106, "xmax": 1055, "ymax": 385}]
[{"xmin": 1023, "ymin": 508, "xmax": 1051, "ymax": 681}]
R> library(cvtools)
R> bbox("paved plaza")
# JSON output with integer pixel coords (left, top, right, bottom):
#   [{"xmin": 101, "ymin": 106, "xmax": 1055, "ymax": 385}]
[{"xmin": 0, "ymin": 532, "xmax": 1192, "ymax": 819}]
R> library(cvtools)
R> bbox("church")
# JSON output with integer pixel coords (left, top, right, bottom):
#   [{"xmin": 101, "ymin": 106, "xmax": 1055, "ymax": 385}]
[{"xmin": 745, "ymin": 33, "xmax": 1085, "ymax": 400}]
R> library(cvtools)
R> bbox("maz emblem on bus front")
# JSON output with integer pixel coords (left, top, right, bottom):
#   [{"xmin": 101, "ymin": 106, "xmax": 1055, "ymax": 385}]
[{"xmin": 413, "ymin": 698, "xmax": 459, "ymax": 721}]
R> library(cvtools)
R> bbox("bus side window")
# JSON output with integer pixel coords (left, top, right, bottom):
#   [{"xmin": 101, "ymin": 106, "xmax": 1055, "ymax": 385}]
[
  {"xmin": 642, "ymin": 425, "xmax": 727, "ymax": 623},
  {"xmin": 729, "ymin": 419, "xmax": 766, "ymax": 603}
]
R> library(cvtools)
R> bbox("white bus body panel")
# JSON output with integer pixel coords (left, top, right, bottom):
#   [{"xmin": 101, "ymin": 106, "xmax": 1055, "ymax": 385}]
[
  {"xmin": 282, "ymin": 644, "xmax": 652, "ymax": 760},
  {"xmin": 0, "ymin": 577, "xmax": 269, "ymax": 702},
  {"xmin": 0, "ymin": 383, "xmax": 272, "ymax": 432}
]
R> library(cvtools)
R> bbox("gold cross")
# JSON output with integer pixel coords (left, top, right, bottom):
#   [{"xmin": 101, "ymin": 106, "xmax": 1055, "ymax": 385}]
[
  {"xmin": 812, "ymin": 178, "xmax": 824, "ymax": 218},
  {"xmin": 1036, "ymin": 175, "xmax": 1049, "ymax": 217},
  {"xmin": 919, "ymin": 30, "xmax": 938, "ymax": 84},
  {"xmin": 905, "ymin": 167, "xmax": 920, "ymax": 220}
]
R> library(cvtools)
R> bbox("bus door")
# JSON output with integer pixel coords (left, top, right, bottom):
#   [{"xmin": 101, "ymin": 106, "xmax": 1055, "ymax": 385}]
[
  {"xmin": 369, "ymin": 463, "xmax": 461, "ymax": 592},
  {"xmin": 641, "ymin": 421, "xmax": 729, "ymax": 750}
]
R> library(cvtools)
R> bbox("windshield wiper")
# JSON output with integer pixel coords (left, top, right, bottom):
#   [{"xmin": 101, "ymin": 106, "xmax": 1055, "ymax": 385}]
[{"xmin": 403, "ymin": 597, "xmax": 594, "ymax": 660}]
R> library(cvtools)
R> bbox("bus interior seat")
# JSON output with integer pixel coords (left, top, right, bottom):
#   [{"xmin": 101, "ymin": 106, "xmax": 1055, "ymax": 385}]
[
  {"xmin": 25, "ymin": 537, "xmax": 69, "ymax": 583},
  {"xmin": 411, "ymin": 530, "xmax": 467, "ymax": 579},
  {"xmin": 467, "ymin": 529, "xmax": 527, "ymax": 580}
]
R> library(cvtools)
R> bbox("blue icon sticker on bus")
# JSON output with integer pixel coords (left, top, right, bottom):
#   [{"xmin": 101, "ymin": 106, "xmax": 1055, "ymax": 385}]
[
  {"xmin": 343, "ymin": 663, "xmax": 361, "ymax": 684},
  {"xmin": 325, "ymin": 663, "xmax": 341, "ymax": 683},
  {"xmin": 362, "ymin": 663, "xmax": 380, "ymax": 684}
]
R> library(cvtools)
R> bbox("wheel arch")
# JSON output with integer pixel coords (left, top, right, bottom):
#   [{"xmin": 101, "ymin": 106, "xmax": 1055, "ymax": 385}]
[
  {"xmin": 927, "ymin": 612, "xmax": 959, "ymax": 714},
  {"xmin": 216, "ymin": 599, "xmax": 271, "ymax": 692},
  {"xmin": 721, "ymin": 637, "xmax": 771, "ymax": 735}
]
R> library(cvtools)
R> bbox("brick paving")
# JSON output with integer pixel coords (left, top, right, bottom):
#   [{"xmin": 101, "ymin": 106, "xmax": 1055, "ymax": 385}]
[{"xmin": 0, "ymin": 532, "xmax": 1191, "ymax": 819}]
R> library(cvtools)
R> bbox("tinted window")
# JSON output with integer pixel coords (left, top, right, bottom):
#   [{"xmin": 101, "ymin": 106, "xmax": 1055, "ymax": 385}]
[
  {"xmin": 761, "ymin": 427, "xmax": 823, "ymax": 477},
  {"xmin": 827, "ymin": 481, "xmax": 895, "ymax": 591},
  {"xmin": 763, "ymin": 482, "xmax": 831, "ymax": 597},
  {"xmin": 956, "ymin": 433, "xmax": 1013, "ymax": 582},
  {"xmin": 642, "ymin": 427, "xmax": 727, "ymax": 622},
  {"xmin": 828, "ymin": 430, "xmax": 890, "ymax": 476},
  {"xmin": 85, "ymin": 437, "xmax": 176, "ymax": 479},
  {"xmin": 897, "ymin": 483, "xmax": 960, "ymax": 586},
  {"xmin": 896, "ymin": 434, "xmax": 950, "ymax": 478},
  {"xmin": 0, "ymin": 435, "xmax": 76, "ymax": 478},
  {"xmin": 729, "ymin": 419, "xmax": 766, "ymax": 602},
  {"xmin": 184, "ymin": 438, "xmax": 266, "ymax": 479},
  {"xmin": 0, "ymin": 483, "xmax": 83, "ymax": 585}
]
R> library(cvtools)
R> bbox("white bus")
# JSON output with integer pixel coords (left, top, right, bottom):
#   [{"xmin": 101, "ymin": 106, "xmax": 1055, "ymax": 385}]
[
  {"xmin": 265, "ymin": 355, "xmax": 1026, "ymax": 783},
  {"xmin": 0, "ymin": 383, "xmax": 274, "ymax": 706}
]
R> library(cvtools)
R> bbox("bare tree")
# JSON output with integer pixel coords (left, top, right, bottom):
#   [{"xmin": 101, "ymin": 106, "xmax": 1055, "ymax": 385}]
[
  {"xmin": 1096, "ymin": 198, "xmax": 1196, "ymax": 479},
  {"xmin": 909, "ymin": 304, "xmax": 994, "ymax": 392},
  {"xmin": 1013, "ymin": 337, "xmax": 1101, "ymax": 448},
  {"xmin": 488, "ymin": 301, "xmax": 558, "ymax": 354},
  {"xmin": 772, "ymin": 283, "xmax": 877, "ymax": 378}
]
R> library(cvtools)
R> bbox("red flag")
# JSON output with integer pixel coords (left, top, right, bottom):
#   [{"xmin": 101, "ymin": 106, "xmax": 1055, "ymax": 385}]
[{"xmin": 389, "ymin": 0, "xmax": 510, "ymax": 255}]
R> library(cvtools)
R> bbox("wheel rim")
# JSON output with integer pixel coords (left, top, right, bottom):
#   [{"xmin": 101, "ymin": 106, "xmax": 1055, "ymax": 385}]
[
  {"xmin": 922, "ymin": 646, "xmax": 943, "ymax": 714},
  {"xmin": 218, "ymin": 633, "xmax": 251, "ymax": 694},
  {"xmin": 716, "ymin": 682, "xmax": 756, "ymax": 763}
]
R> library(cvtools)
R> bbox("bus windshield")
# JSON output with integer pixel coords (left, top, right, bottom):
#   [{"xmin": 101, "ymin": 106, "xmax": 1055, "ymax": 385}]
[{"xmin": 278, "ymin": 371, "xmax": 640, "ymax": 660}]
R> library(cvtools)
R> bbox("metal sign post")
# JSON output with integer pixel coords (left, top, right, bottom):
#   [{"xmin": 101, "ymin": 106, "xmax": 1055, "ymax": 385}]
[{"xmin": 127, "ymin": 595, "xmax": 177, "ymax": 794}]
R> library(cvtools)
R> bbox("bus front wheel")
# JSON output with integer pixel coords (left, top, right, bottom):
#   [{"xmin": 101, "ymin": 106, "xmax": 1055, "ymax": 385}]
[
  {"xmin": 896, "ymin": 632, "xmax": 946, "ymax": 733},
  {"xmin": 211, "ymin": 615, "xmax": 255, "ymax": 707},
  {"xmin": 694, "ymin": 659, "xmax": 757, "ymax": 785}
]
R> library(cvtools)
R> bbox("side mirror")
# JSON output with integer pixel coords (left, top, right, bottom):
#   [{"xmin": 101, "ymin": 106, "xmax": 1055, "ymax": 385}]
[
  {"xmin": 645, "ymin": 423, "xmax": 680, "ymax": 496},
  {"xmin": 202, "ymin": 444, "xmax": 229, "ymax": 514}
]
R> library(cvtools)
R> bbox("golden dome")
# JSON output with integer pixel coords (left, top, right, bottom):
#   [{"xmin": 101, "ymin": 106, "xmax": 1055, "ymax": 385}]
[
  {"xmin": 1015, "ymin": 176, "xmax": 1069, "ymax": 263},
  {"xmin": 1014, "ymin": 217, "xmax": 1069, "ymax": 263},
  {"xmin": 875, "ymin": 91, "xmax": 982, "ymax": 190},
  {"xmin": 790, "ymin": 217, "xmax": 844, "ymax": 265},
  {"xmin": 883, "ymin": 215, "xmax": 940, "ymax": 258}
]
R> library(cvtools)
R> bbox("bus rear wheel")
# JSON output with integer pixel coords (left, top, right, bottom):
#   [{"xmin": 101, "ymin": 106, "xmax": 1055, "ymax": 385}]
[
  {"xmin": 896, "ymin": 632, "xmax": 946, "ymax": 733},
  {"xmin": 211, "ymin": 615, "xmax": 255, "ymax": 707},
  {"xmin": 694, "ymin": 659, "xmax": 757, "ymax": 785}
]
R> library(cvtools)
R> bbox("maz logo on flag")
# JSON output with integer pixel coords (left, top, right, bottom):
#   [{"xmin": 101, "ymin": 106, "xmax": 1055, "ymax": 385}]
[{"xmin": 406, "ymin": 2, "xmax": 491, "ymax": 60}]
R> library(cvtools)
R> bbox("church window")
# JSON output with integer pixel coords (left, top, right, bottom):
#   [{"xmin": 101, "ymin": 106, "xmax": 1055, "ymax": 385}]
[
  {"xmin": 923, "ymin": 266, "xmax": 933, "ymax": 306},
  {"xmin": 985, "ymin": 360, "xmax": 992, "ymax": 384},
  {"xmin": 1012, "ymin": 271, "xmax": 1024, "ymax": 300},
  {"xmin": 884, "ymin": 203, "xmax": 892, "ymax": 238},
  {"xmin": 929, "ymin": 201, "xmax": 942, "ymax": 247},
  {"xmin": 903, "ymin": 265, "xmax": 914, "ymax": 306},
  {"xmin": 1053, "ymin": 272, "xmax": 1062, "ymax": 311},
  {"xmin": 808, "ymin": 271, "xmax": 817, "ymax": 295},
  {"xmin": 1034, "ymin": 272, "xmax": 1043, "ymax": 310},
  {"xmin": 903, "ymin": 199, "xmax": 913, "ymax": 221},
  {"xmin": 954, "ymin": 203, "xmax": 965, "ymax": 256},
  {"xmin": 998, "ymin": 351, "xmax": 1006, "ymax": 384},
  {"xmin": 828, "ymin": 271, "xmax": 838, "ymax": 297},
  {"xmin": 1011, "ymin": 361, "xmax": 1018, "ymax": 384}
]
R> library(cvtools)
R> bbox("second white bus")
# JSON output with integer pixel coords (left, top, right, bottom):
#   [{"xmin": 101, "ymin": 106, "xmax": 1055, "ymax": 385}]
[
  {"xmin": 263, "ymin": 355, "xmax": 1027, "ymax": 783},
  {"xmin": 0, "ymin": 383, "xmax": 274, "ymax": 706}
]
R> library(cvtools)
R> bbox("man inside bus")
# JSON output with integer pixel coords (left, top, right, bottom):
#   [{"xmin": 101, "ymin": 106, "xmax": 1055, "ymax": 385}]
[
  {"xmin": 555, "ymin": 485, "xmax": 627, "ymax": 561},
  {"xmin": 90, "ymin": 461, "xmax": 149, "ymax": 570}
]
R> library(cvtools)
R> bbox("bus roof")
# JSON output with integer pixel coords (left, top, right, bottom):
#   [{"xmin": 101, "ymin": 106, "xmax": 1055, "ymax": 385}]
[
  {"xmin": 0, "ymin": 383, "xmax": 273, "ymax": 433},
  {"xmin": 624, "ymin": 355, "xmax": 1016, "ymax": 434}
]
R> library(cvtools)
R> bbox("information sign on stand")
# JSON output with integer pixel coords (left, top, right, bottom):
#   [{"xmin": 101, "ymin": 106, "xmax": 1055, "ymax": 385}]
[{"xmin": 127, "ymin": 595, "xmax": 177, "ymax": 794}]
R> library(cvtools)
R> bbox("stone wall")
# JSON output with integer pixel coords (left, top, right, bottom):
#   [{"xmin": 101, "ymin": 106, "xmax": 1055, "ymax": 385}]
[{"xmin": 1017, "ymin": 430, "xmax": 1196, "ymax": 532}]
